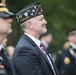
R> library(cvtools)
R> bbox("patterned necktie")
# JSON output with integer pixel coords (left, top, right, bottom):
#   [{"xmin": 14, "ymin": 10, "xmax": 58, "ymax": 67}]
[{"xmin": 40, "ymin": 43, "xmax": 56, "ymax": 75}]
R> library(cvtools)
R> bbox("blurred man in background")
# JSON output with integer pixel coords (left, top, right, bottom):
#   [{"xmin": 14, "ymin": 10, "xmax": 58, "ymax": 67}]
[
  {"xmin": 55, "ymin": 28, "xmax": 76, "ymax": 75},
  {"xmin": 0, "ymin": 0, "xmax": 14, "ymax": 75}
]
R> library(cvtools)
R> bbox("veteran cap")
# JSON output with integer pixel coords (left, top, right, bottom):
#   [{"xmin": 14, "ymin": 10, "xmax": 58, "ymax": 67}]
[
  {"xmin": 40, "ymin": 31, "xmax": 52, "ymax": 39},
  {"xmin": 16, "ymin": 2, "xmax": 43, "ymax": 24},
  {"xmin": 66, "ymin": 28, "xmax": 76, "ymax": 36},
  {"xmin": 0, "ymin": 0, "xmax": 14, "ymax": 18}
]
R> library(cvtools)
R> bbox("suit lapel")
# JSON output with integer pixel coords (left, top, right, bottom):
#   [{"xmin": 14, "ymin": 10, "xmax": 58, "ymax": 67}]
[
  {"xmin": 0, "ymin": 48, "xmax": 11, "ymax": 69},
  {"xmin": 36, "ymin": 46, "xmax": 60, "ymax": 75},
  {"xmin": 46, "ymin": 51, "xmax": 59, "ymax": 75},
  {"xmin": 35, "ymin": 46, "xmax": 54, "ymax": 67},
  {"xmin": 23, "ymin": 34, "xmax": 54, "ymax": 69}
]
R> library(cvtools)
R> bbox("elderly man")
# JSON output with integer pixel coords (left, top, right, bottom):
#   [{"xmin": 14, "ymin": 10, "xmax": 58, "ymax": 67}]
[
  {"xmin": 0, "ymin": 0, "xmax": 14, "ymax": 75},
  {"xmin": 12, "ymin": 2, "xmax": 59, "ymax": 75}
]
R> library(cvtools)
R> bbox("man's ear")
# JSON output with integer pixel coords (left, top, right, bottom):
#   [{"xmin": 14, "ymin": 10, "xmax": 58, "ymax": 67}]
[{"xmin": 27, "ymin": 21, "xmax": 33, "ymax": 29}]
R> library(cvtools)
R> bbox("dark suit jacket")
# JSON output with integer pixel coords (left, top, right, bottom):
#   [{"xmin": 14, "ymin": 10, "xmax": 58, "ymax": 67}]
[
  {"xmin": 0, "ymin": 48, "xmax": 14, "ymax": 75},
  {"xmin": 12, "ymin": 34, "xmax": 59, "ymax": 75}
]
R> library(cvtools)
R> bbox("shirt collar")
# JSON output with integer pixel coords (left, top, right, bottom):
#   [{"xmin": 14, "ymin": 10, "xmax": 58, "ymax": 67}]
[
  {"xmin": 41, "ymin": 40, "xmax": 49, "ymax": 48},
  {"xmin": 0, "ymin": 44, "xmax": 3, "ymax": 51},
  {"xmin": 70, "ymin": 42, "xmax": 76, "ymax": 49},
  {"xmin": 24, "ymin": 33, "xmax": 41, "ymax": 47}
]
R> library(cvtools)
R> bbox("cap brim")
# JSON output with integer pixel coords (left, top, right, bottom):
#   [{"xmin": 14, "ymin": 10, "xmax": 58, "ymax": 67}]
[{"xmin": 0, "ymin": 11, "xmax": 14, "ymax": 18}]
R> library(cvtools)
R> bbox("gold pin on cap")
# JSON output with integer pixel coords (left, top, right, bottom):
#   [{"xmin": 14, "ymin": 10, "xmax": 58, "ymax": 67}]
[{"xmin": 0, "ymin": 0, "xmax": 14, "ymax": 18}]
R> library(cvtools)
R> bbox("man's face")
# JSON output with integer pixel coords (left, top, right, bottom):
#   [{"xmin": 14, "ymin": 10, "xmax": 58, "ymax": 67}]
[
  {"xmin": 31, "ymin": 15, "xmax": 47, "ymax": 35},
  {"xmin": 0, "ymin": 17, "xmax": 13, "ymax": 35},
  {"xmin": 45, "ymin": 34, "xmax": 52, "ymax": 44},
  {"xmin": 68, "ymin": 35, "xmax": 76, "ymax": 44}
]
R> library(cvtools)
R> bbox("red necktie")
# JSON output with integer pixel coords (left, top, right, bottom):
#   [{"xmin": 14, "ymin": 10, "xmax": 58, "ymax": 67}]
[
  {"xmin": 40, "ymin": 43, "xmax": 52, "ymax": 63},
  {"xmin": 40, "ymin": 44, "xmax": 45, "ymax": 50},
  {"xmin": 40, "ymin": 43, "xmax": 56, "ymax": 75}
]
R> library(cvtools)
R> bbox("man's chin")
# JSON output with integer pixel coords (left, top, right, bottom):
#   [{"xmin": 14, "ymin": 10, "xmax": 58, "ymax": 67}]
[
  {"xmin": 40, "ymin": 29, "xmax": 47, "ymax": 35},
  {"xmin": 8, "ymin": 30, "xmax": 12, "ymax": 34},
  {"xmin": 42, "ymin": 29, "xmax": 47, "ymax": 33}
]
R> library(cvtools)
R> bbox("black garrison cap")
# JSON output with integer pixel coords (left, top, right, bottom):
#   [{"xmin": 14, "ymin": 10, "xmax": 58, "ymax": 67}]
[
  {"xmin": 0, "ymin": 0, "xmax": 14, "ymax": 18},
  {"xmin": 16, "ymin": 2, "xmax": 43, "ymax": 24},
  {"xmin": 40, "ymin": 31, "xmax": 52, "ymax": 39},
  {"xmin": 66, "ymin": 28, "xmax": 76, "ymax": 36}
]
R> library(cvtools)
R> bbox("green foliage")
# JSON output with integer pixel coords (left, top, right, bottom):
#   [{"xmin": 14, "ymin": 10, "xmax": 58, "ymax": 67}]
[{"xmin": 6, "ymin": 0, "xmax": 76, "ymax": 53}]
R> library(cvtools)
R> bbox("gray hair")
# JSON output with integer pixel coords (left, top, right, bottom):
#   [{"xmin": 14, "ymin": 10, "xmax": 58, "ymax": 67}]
[
  {"xmin": 20, "ymin": 22, "xmax": 26, "ymax": 29},
  {"xmin": 20, "ymin": 22, "xmax": 26, "ymax": 30},
  {"xmin": 20, "ymin": 18, "xmax": 35, "ymax": 30}
]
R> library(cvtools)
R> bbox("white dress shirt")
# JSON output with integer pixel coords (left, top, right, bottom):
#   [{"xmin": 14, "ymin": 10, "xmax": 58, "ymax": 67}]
[
  {"xmin": 41, "ymin": 40, "xmax": 49, "ymax": 48},
  {"xmin": 0, "ymin": 44, "xmax": 3, "ymax": 51},
  {"xmin": 70, "ymin": 42, "xmax": 76, "ymax": 49},
  {"xmin": 24, "ymin": 33, "xmax": 41, "ymax": 49}
]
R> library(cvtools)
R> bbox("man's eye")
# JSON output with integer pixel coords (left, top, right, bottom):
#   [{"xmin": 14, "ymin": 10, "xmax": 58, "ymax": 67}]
[{"xmin": 40, "ymin": 18, "xmax": 43, "ymax": 20}]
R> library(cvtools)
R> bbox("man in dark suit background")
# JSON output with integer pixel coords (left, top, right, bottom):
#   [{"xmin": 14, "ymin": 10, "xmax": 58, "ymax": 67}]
[
  {"xmin": 12, "ymin": 2, "xmax": 59, "ymax": 75},
  {"xmin": 0, "ymin": 0, "xmax": 14, "ymax": 75},
  {"xmin": 55, "ymin": 28, "xmax": 76, "ymax": 75}
]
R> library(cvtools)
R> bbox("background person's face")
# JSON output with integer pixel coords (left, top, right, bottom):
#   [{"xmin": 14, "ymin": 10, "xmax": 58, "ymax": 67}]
[
  {"xmin": 32, "ymin": 15, "xmax": 47, "ymax": 35},
  {"xmin": 68, "ymin": 35, "xmax": 76, "ymax": 44},
  {"xmin": 0, "ymin": 17, "xmax": 13, "ymax": 35},
  {"xmin": 45, "ymin": 34, "xmax": 52, "ymax": 44}
]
